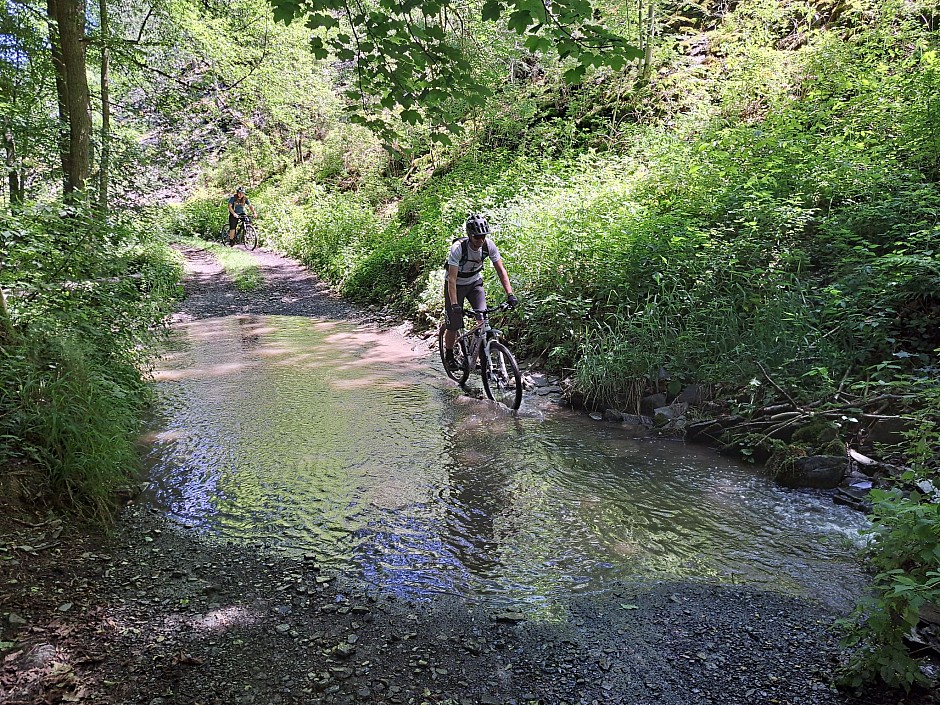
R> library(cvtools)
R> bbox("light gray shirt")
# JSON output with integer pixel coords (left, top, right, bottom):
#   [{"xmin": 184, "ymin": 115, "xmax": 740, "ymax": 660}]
[{"xmin": 447, "ymin": 237, "xmax": 501, "ymax": 286}]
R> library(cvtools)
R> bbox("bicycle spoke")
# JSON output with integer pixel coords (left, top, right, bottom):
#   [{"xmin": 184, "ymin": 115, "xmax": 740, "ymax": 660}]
[
  {"xmin": 480, "ymin": 341, "xmax": 522, "ymax": 410},
  {"xmin": 438, "ymin": 325, "xmax": 470, "ymax": 384}
]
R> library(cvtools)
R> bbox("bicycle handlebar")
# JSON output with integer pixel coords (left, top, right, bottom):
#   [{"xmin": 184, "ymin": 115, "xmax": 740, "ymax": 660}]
[{"xmin": 463, "ymin": 301, "xmax": 513, "ymax": 318}]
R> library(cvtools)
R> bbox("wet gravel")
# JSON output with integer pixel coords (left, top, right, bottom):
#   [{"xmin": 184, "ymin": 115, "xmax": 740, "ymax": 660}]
[{"xmin": 1, "ymin": 245, "xmax": 936, "ymax": 705}]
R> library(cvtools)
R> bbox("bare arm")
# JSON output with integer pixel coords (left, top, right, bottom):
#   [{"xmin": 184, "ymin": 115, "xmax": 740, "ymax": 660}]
[
  {"xmin": 492, "ymin": 259, "xmax": 513, "ymax": 297},
  {"xmin": 447, "ymin": 265, "xmax": 458, "ymax": 306}
]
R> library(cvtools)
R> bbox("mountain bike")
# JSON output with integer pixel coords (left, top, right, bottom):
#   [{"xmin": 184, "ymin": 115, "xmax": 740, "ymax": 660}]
[
  {"xmin": 437, "ymin": 302, "xmax": 523, "ymax": 411},
  {"xmin": 219, "ymin": 214, "xmax": 258, "ymax": 250}
]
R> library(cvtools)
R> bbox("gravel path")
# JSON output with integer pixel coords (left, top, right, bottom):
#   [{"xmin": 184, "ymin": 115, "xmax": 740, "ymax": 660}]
[
  {"xmin": 172, "ymin": 244, "xmax": 360, "ymax": 322},
  {"xmin": 1, "ymin": 246, "xmax": 935, "ymax": 705}
]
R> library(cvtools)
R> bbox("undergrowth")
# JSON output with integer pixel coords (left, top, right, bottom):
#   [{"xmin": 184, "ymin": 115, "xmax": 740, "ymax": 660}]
[
  {"xmin": 178, "ymin": 0, "xmax": 939, "ymax": 687},
  {"xmin": 0, "ymin": 203, "xmax": 183, "ymax": 519}
]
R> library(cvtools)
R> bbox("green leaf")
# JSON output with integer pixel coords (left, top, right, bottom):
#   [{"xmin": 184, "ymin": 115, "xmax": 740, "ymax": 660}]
[
  {"xmin": 431, "ymin": 132, "xmax": 452, "ymax": 145},
  {"xmin": 606, "ymin": 55, "xmax": 627, "ymax": 71},
  {"xmin": 305, "ymin": 13, "xmax": 339, "ymax": 29},
  {"xmin": 563, "ymin": 65, "xmax": 585, "ymax": 83},
  {"xmin": 482, "ymin": 0, "xmax": 502, "ymax": 21},
  {"xmin": 270, "ymin": 0, "xmax": 302, "ymax": 24},
  {"xmin": 464, "ymin": 91, "xmax": 488, "ymax": 107},
  {"xmin": 523, "ymin": 35, "xmax": 552, "ymax": 54},
  {"xmin": 400, "ymin": 109, "xmax": 422, "ymax": 124},
  {"xmin": 309, "ymin": 37, "xmax": 328, "ymax": 60},
  {"xmin": 506, "ymin": 10, "xmax": 533, "ymax": 33}
]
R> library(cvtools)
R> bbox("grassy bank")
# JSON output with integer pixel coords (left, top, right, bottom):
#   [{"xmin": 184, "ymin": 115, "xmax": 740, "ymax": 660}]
[{"xmin": 0, "ymin": 204, "xmax": 184, "ymax": 520}]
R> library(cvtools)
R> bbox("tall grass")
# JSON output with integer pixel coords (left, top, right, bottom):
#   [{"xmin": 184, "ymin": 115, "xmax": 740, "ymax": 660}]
[{"xmin": 0, "ymin": 204, "xmax": 184, "ymax": 518}]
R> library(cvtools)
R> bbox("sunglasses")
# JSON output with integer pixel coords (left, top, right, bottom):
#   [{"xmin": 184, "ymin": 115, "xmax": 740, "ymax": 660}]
[{"xmin": 470, "ymin": 233, "xmax": 486, "ymax": 240}]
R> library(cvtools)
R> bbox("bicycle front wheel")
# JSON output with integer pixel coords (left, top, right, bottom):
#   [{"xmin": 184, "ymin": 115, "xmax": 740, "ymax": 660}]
[
  {"xmin": 480, "ymin": 340, "xmax": 522, "ymax": 410},
  {"xmin": 243, "ymin": 223, "xmax": 258, "ymax": 250},
  {"xmin": 438, "ymin": 324, "xmax": 470, "ymax": 385}
]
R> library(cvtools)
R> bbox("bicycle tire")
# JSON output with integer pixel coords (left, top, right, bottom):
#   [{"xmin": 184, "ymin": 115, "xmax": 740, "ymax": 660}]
[
  {"xmin": 243, "ymin": 223, "xmax": 258, "ymax": 250},
  {"xmin": 480, "ymin": 340, "xmax": 522, "ymax": 410},
  {"xmin": 438, "ymin": 324, "xmax": 470, "ymax": 385}
]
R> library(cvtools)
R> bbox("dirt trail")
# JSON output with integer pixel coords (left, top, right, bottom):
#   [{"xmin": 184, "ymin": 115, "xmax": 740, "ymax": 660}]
[{"xmin": 1, "ymin": 246, "xmax": 933, "ymax": 705}]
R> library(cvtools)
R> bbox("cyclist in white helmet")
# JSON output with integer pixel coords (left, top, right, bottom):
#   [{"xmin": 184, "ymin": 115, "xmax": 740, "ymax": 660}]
[{"xmin": 442, "ymin": 213, "xmax": 517, "ymax": 370}]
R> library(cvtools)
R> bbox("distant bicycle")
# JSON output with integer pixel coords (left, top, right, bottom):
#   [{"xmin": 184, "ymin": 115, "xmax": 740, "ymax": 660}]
[
  {"xmin": 438, "ymin": 301, "xmax": 522, "ymax": 410},
  {"xmin": 219, "ymin": 214, "xmax": 258, "ymax": 250}
]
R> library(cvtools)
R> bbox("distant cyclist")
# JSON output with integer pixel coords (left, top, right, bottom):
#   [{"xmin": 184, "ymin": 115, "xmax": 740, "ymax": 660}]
[
  {"xmin": 227, "ymin": 186, "xmax": 257, "ymax": 246},
  {"xmin": 442, "ymin": 213, "xmax": 517, "ymax": 370}
]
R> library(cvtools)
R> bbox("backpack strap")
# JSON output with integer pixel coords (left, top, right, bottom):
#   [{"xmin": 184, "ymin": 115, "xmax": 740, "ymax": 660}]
[{"xmin": 458, "ymin": 238, "xmax": 489, "ymax": 266}]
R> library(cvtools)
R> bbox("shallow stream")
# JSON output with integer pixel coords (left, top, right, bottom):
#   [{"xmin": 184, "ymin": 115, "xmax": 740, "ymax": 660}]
[{"xmin": 142, "ymin": 315, "xmax": 869, "ymax": 609}]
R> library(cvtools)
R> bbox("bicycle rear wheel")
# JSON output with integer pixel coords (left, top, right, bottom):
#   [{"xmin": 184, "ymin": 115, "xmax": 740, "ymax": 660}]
[
  {"xmin": 438, "ymin": 324, "xmax": 470, "ymax": 385},
  {"xmin": 243, "ymin": 223, "xmax": 258, "ymax": 250},
  {"xmin": 480, "ymin": 340, "xmax": 522, "ymax": 410}
]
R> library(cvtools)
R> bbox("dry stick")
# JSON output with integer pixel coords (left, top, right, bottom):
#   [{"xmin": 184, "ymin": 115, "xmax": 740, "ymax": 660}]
[
  {"xmin": 754, "ymin": 402, "xmax": 797, "ymax": 417},
  {"xmin": 756, "ymin": 360, "xmax": 801, "ymax": 409},
  {"xmin": 752, "ymin": 413, "xmax": 808, "ymax": 449},
  {"xmin": 833, "ymin": 366, "xmax": 852, "ymax": 401}
]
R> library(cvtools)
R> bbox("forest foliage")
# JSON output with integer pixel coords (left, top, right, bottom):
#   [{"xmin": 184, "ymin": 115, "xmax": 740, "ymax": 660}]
[{"xmin": 1, "ymin": 0, "xmax": 938, "ymax": 689}]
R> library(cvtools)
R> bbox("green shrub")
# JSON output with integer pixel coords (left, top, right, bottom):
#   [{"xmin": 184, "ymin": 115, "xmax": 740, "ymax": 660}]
[{"xmin": 0, "ymin": 203, "xmax": 183, "ymax": 518}]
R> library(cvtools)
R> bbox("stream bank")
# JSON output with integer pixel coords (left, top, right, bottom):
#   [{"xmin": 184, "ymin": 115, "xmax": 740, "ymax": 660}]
[{"xmin": 2, "ymin": 246, "xmax": 935, "ymax": 705}]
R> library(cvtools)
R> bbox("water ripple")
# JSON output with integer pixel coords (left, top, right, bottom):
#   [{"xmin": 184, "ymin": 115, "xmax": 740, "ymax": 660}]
[{"xmin": 142, "ymin": 315, "xmax": 869, "ymax": 607}]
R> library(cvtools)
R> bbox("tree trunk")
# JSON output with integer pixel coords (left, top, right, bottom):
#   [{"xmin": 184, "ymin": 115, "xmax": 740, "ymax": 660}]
[
  {"xmin": 47, "ymin": 0, "xmax": 91, "ymax": 197},
  {"xmin": 3, "ymin": 127, "xmax": 22, "ymax": 206},
  {"xmin": 642, "ymin": 2, "xmax": 655, "ymax": 80},
  {"xmin": 47, "ymin": 0, "xmax": 71, "ymax": 195},
  {"xmin": 98, "ymin": 0, "xmax": 111, "ymax": 216},
  {"xmin": 0, "ymin": 287, "xmax": 12, "ymax": 343}
]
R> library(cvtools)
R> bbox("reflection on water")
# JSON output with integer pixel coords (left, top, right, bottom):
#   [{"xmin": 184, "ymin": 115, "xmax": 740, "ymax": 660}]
[{"xmin": 143, "ymin": 315, "xmax": 869, "ymax": 607}]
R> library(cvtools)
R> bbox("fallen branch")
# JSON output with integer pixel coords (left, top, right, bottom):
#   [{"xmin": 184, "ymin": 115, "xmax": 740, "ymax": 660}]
[{"xmin": 756, "ymin": 361, "xmax": 801, "ymax": 409}]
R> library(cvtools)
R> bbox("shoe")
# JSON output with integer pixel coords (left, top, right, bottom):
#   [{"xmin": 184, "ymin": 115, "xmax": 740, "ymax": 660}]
[{"xmin": 445, "ymin": 351, "xmax": 460, "ymax": 372}]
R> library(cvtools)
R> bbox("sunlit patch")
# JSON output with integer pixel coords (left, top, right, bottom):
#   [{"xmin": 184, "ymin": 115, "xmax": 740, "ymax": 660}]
[
  {"xmin": 152, "ymin": 362, "xmax": 251, "ymax": 381},
  {"xmin": 322, "ymin": 330, "xmax": 424, "ymax": 364},
  {"xmin": 144, "ymin": 429, "xmax": 189, "ymax": 443},
  {"xmin": 255, "ymin": 345, "xmax": 295, "ymax": 358},
  {"xmin": 610, "ymin": 540, "xmax": 642, "ymax": 557},
  {"xmin": 311, "ymin": 320, "xmax": 344, "ymax": 332},
  {"xmin": 164, "ymin": 605, "xmax": 262, "ymax": 633}
]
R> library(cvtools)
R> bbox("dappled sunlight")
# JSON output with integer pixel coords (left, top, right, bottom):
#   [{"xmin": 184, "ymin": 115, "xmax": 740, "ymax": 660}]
[
  {"xmin": 322, "ymin": 329, "xmax": 424, "ymax": 364},
  {"xmin": 142, "ymin": 429, "xmax": 190, "ymax": 443},
  {"xmin": 152, "ymin": 361, "xmax": 251, "ymax": 382},
  {"xmin": 255, "ymin": 345, "xmax": 296, "ymax": 358},
  {"xmin": 142, "ymin": 313, "xmax": 870, "ymax": 608},
  {"xmin": 166, "ymin": 605, "xmax": 263, "ymax": 633}
]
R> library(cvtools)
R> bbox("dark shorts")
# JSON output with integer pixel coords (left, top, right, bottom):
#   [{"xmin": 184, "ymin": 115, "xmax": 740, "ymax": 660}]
[
  {"xmin": 444, "ymin": 279, "xmax": 486, "ymax": 331},
  {"xmin": 228, "ymin": 213, "xmax": 241, "ymax": 230}
]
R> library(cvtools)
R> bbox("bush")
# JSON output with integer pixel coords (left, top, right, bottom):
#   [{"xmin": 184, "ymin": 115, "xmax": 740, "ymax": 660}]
[{"xmin": 0, "ymin": 203, "xmax": 183, "ymax": 518}]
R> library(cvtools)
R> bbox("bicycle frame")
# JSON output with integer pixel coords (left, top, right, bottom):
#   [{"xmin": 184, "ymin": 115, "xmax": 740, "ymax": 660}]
[
  {"xmin": 438, "ymin": 300, "xmax": 521, "ymax": 409},
  {"xmin": 235, "ymin": 214, "xmax": 251, "ymax": 235},
  {"xmin": 460, "ymin": 305, "xmax": 509, "ymax": 374}
]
